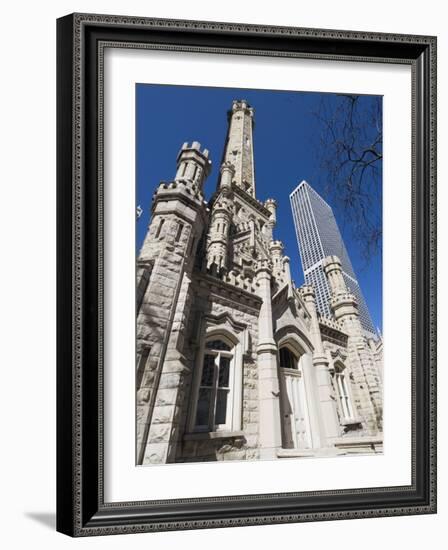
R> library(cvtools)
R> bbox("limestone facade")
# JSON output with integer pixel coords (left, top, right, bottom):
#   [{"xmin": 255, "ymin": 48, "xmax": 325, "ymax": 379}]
[{"xmin": 136, "ymin": 100, "xmax": 383, "ymax": 465}]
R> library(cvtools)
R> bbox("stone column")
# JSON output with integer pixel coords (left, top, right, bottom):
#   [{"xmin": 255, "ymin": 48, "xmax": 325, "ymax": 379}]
[
  {"xmin": 301, "ymin": 285, "xmax": 340, "ymax": 446},
  {"xmin": 256, "ymin": 260, "xmax": 282, "ymax": 459}
]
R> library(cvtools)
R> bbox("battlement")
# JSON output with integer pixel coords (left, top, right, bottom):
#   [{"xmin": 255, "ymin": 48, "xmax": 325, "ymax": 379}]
[
  {"xmin": 221, "ymin": 270, "xmax": 258, "ymax": 293},
  {"xmin": 330, "ymin": 292, "xmax": 359, "ymax": 308},
  {"xmin": 220, "ymin": 160, "xmax": 235, "ymax": 174},
  {"xmin": 178, "ymin": 141, "xmax": 210, "ymax": 159},
  {"xmin": 231, "ymin": 99, "xmax": 254, "ymax": 113},
  {"xmin": 318, "ymin": 315, "xmax": 344, "ymax": 333},
  {"xmin": 154, "ymin": 178, "xmax": 205, "ymax": 204},
  {"xmin": 270, "ymin": 240, "xmax": 283, "ymax": 251},
  {"xmin": 299, "ymin": 284, "xmax": 315, "ymax": 298},
  {"xmin": 256, "ymin": 258, "xmax": 272, "ymax": 273},
  {"xmin": 264, "ymin": 198, "xmax": 277, "ymax": 210},
  {"xmin": 322, "ymin": 255, "xmax": 342, "ymax": 270}
]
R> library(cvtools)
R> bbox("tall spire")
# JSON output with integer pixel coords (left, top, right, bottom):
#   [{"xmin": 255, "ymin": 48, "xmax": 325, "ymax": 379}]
[{"xmin": 220, "ymin": 99, "xmax": 256, "ymax": 197}]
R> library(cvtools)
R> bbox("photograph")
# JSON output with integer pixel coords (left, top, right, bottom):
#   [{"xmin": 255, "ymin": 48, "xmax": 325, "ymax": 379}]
[
  {"xmin": 135, "ymin": 85, "xmax": 384, "ymax": 465},
  {"xmin": 53, "ymin": 8, "xmax": 436, "ymax": 537}
]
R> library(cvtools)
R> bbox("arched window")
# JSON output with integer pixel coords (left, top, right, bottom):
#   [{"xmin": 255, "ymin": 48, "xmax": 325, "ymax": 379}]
[
  {"xmin": 194, "ymin": 338, "xmax": 234, "ymax": 432},
  {"xmin": 334, "ymin": 364, "xmax": 354, "ymax": 420},
  {"xmin": 279, "ymin": 347, "xmax": 298, "ymax": 370}
]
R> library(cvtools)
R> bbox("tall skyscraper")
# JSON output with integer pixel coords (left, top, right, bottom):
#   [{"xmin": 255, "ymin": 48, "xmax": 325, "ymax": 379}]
[{"xmin": 290, "ymin": 180, "xmax": 377, "ymax": 338}]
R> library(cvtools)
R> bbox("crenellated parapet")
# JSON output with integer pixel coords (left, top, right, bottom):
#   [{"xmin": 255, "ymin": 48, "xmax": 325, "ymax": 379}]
[
  {"xmin": 255, "ymin": 257, "xmax": 273, "ymax": 275},
  {"xmin": 270, "ymin": 240, "xmax": 283, "ymax": 265},
  {"xmin": 229, "ymin": 99, "xmax": 255, "ymax": 119},
  {"xmin": 221, "ymin": 269, "xmax": 258, "ymax": 293},
  {"xmin": 299, "ymin": 284, "xmax": 316, "ymax": 302},
  {"xmin": 318, "ymin": 314, "xmax": 345, "ymax": 333}
]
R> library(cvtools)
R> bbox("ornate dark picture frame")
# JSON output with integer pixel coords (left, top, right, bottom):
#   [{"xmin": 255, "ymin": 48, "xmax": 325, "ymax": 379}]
[{"xmin": 56, "ymin": 13, "xmax": 437, "ymax": 537}]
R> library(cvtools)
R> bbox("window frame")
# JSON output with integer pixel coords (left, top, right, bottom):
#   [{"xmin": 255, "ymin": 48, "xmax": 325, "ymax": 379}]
[
  {"xmin": 191, "ymin": 334, "xmax": 237, "ymax": 433},
  {"xmin": 333, "ymin": 362, "xmax": 355, "ymax": 421}
]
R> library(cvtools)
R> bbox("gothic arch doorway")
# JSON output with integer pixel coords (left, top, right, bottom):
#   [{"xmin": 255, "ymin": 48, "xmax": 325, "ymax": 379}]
[{"xmin": 278, "ymin": 345, "xmax": 312, "ymax": 450}]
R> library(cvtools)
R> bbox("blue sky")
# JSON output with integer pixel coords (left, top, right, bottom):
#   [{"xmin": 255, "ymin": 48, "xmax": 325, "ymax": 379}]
[{"xmin": 136, "ymin": 84, "xmax": 383, "ymax": 331}]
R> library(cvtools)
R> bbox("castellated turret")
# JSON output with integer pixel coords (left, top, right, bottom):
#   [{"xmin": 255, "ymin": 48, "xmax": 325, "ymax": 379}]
[
  {"xmin": 264, "ymin": 198, "xmax": 277, "ymax": 240},
  {"xmin": 268, "ymin": 240, "xmax": 293, "ymax": 297},
  {"xmin": 270, "ymin": 240, "xmax": 283, "ymax": 277},
  {"xmin": 322, "ymin": 255, "xmax": 360, "ymax": 324},
  {"xmin": 206, "ymin": 162, "xmax": 235, "ymax": 275},
  {"xmin": 139, "ymin": 141, "xmax": 211, "ymax": 263},
  {"xmin": 175, "ymin": 141, "xmax": 211, "ymax": 191},
  {"xmin": 136, "ymin": 141, "xmax": 212, "ymax": 464}
]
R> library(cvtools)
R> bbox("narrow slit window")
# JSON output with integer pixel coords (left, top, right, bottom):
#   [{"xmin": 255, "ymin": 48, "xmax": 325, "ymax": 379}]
[
  {"xmin": 155, "ymin": 218, "xmax": 164, "ymax": 239},
  {"xmin": 175, "ymin": 222, "xmax": 184, "ymax": 242},
  {"xmin": 189, "ymin": 236, "xmax": 196, "ymax": 255},
  {"xmin": 136, "ymin": 346, "xmax": 150, "ymax": 390}
]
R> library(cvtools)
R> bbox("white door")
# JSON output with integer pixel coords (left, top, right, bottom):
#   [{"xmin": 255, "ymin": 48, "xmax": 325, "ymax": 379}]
[{"xmin": 282, "ymin": 368, "xmax": 311, "ymax": 449}]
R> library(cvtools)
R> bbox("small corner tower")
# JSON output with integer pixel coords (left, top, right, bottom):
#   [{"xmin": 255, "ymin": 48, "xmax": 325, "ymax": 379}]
[
  {"xmin": 264, "ymin": 198, "xmax": 277, "ymax": 241},
  {"xmin": 175, "ymin": 141, "xmax": 211, "ymax": 191},
  {"xmin": 136, "ymin": 141, "xmax": 211, "ymax": 465},
  {"xmin": 322, "ymin": 255, "xmax": 360, "ymax": 328},
  {"xmin": 206, "ymin": 161, "xmax": 235, "ymax": 275}
]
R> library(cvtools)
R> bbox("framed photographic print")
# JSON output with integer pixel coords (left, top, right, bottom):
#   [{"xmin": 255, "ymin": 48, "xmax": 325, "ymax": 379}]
[{"xmin": 56, "ymin": 13, "xmax": 437, "ymax": 536}]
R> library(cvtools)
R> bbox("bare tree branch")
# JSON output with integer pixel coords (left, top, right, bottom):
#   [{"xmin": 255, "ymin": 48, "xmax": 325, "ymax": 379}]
[{"xmin": 314, "ymin": 94, "xmax": 382, "ymax": 264}]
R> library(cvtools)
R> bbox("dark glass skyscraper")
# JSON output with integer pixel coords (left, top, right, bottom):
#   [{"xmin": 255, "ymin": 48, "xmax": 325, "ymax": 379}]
[{"xmin": 290, "ymin": 180, "xmax": 377, "ymax": 338}]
